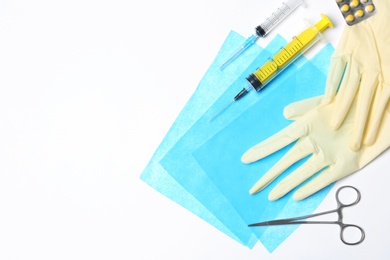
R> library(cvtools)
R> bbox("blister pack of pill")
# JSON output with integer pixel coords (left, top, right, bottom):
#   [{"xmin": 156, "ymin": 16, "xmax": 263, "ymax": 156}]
[{"xmin": 335, "ymin": 0, "xmax": 376, "ymax": 26}]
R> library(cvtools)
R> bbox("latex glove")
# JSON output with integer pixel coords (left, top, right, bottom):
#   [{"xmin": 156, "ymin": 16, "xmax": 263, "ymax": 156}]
[
  {"xmin": 324, "ymin": 0, "xmax": 390, "ymax": 151},
  {"xmin": 241, "ymin": 94, "xmax": 390, "ymax": 201}
]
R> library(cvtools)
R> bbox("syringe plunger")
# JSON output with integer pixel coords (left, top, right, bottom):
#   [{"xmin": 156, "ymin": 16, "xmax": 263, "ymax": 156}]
[{"xmin": 256, "ymin": 0, "xmax": 305, "ymax": 37}]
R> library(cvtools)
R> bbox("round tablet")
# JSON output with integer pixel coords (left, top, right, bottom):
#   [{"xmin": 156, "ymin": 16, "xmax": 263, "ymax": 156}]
[
  {"xmin": 346, "ymin": 14, "xmax": 355, "ymax": 22},
  {"xmin": 350, "ymin": 0, "xmax": 359, "ymax": 8},
  {"xmin": 366, "ymin": 4, "xmax": 375, "ymax": 12},
  {"xmin": 355, "ymin": 9, "xmax": 365, "ymax": 17},
  {"xmin": 340, "ymin": 4, "xmax": 350, "ymax": 12}
]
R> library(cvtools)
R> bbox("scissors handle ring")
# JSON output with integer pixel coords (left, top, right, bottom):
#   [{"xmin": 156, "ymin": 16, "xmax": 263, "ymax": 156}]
[
  {"xmin": 336, "ymin": 185, "xmax": 361, "ymax": 207},
  {"xmin": 340, "ymin": 224, "xmax": 365, "ymax": 245}
]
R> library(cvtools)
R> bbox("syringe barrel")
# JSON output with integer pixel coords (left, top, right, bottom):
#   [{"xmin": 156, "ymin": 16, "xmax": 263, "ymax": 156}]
[
  {"xmin": 256, "ymin": 0, "xmax": 304, "ymax": 37},
  {"xmin": 248, "ymin": 14, "xmax": 333, "ymax": 92}
]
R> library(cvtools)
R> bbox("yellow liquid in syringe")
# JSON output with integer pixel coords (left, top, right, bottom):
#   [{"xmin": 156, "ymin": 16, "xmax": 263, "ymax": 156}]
[
  {"xmin": 246, "ymin": 14, "xmax": 333, "ymax": 91},
  {"xmin": 210, "ymin": 14, "xmax": 333, "ymax": 122}
]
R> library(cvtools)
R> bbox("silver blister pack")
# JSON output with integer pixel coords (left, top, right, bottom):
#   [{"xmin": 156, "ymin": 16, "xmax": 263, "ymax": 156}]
[{"xmin": 335, "ymin": 0, "xmax": 376, "ymax": 26}]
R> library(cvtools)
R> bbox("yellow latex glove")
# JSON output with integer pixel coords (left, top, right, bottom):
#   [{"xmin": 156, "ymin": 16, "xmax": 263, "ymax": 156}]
[
  {"xmin": 241, "ymin": 93, "xmax": 390, "ymax": 201},
  {"xmin": 324, "ymin": 0, "xmax": 390, "ymax": 151}
]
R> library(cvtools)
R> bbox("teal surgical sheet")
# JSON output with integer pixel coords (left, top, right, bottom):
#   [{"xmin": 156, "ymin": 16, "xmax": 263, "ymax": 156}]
[{"xmin": 192, "ymin": 44, "xmax": 335, "ymax": 252}]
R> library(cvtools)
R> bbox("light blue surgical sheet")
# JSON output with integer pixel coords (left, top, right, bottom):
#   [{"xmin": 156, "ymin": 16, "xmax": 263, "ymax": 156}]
[{"xmin": 141, "ymin": 30, "xmax": 335, "ymax": 251}]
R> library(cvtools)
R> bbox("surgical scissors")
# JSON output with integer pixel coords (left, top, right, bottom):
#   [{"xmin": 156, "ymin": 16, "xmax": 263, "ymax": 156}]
[{"xmin": 248, "ymin": 186, "xmax": 365, "ymax": 245}]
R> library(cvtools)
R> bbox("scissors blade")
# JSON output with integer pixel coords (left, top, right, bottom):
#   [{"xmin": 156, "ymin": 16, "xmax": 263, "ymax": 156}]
[
  {"xmin": 248, "ymin": 219, "xmax": 295, "ymax": 227},
  {"xmin": 248, "ymin": 212, "xmax": 325, "ymax": 227},
  {"xmin": 248, "ymin": 207, "xmax": 340, "ymax": 227}
]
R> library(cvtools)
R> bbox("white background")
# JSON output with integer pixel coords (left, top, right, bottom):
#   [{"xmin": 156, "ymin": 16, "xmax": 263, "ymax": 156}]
[{"xmin": 0, "ymin": 0, "xmax": 389, "ymax": 259}]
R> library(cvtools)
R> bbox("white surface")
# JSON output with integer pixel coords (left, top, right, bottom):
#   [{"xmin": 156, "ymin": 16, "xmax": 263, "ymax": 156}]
[{"xmin": 0, "ymin": 0, "xmax": 389, "ymax": 259}]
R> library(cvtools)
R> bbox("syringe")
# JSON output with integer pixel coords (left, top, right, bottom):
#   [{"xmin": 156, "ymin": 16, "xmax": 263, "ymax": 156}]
[
  {"xmin": 210, "ymin": 14, "xmax": 333, "ymax": 122},
  {"xmin": 219, "ymin": 0, "xmax": 305, "ymax": 70}
]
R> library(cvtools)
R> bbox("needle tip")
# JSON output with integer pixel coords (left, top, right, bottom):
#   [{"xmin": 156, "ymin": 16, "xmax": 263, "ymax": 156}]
[{"xmin": 209, "ymin": 100, "xmax": 234, "ymax": 122}]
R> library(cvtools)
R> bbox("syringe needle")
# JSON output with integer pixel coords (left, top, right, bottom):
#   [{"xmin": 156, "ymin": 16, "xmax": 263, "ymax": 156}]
[
  {"xmin": 219, "ymin": 48, "xmax": 245, "ymax": 71},
  {"xmin": 209, "ymin": 100, "xmax": 235, "ymax": 122},
  {"xmin": 218, "ymin": 0, "xmax": 305, "ymax": 70},
  {"xmin": 209, "ymin": 87, "xmax": 251, "ymax": 122},
  {"xmin": 219, "ymin": 35, "xmax": 258, "ymax": 70}
]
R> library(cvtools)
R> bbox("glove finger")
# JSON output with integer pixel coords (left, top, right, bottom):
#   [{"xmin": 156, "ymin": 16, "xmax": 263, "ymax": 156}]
[
  {"xmin": 249, "ymin": 138, "xmax": 314, "ymax": 195},
  {"xmin": 268, "ymin": 155, "xmax": 326, "ymax": 201},
  {"xmin": 324, "ymin": 56, "xmax": 347, "ymax": 103},
  {"xmin": 349, "ymin": 73, "xmax": 379, "ymax": 151},
  {"xmin": 293, "ymin": 165, "xmax": 346, "ymax": 201},
  {"xmin": 331, "ymin": 60, "xmax": 360, "ymax": 130},
  {"xmin": 283, "ymin": 96, "xmax": 323, "ymax": 120},
  {"xmin": 387, "ymin": 96, "xmax": 390, "ymax": 112},
  {"xmin": 241, "ymin": 122, "xmax": 307, "ymax": 164},
  {"xmin": 364, "ymin": 84, "xmax": 390, "ymax": 145}
]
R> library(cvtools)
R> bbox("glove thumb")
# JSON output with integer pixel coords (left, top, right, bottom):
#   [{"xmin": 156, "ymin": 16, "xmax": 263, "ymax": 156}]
[{"xmin": 283, "ymin": 95, "xmax": 324, "ymax": 120}]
